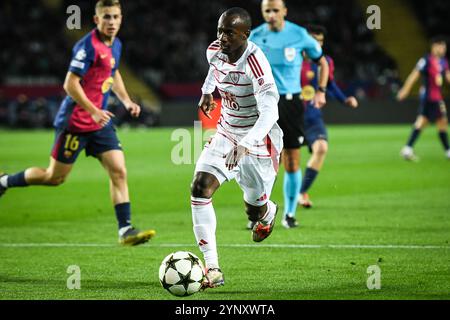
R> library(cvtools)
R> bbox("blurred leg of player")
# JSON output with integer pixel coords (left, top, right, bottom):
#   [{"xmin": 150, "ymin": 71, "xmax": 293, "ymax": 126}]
[
  {"xmin": 299, "ymin": 139, "xmax": 328, "ymax": 208},
  {"xmin": 401, "ymin": 115, "xmax": 428, "ymax": 161},
  {"xmin": 436, "ymin": 115, "xmax": 450, "ymax": 159},
  {"xmin": 98, "ymin": 149, "xmax": 155, "ymax": 245}
]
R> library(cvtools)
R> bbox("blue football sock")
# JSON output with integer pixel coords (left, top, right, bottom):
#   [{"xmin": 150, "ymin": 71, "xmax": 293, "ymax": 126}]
[
  {"xmin": 438, "ymin": 131, "xmax": 449, "ymax": 151},
  {"xmin": 300, "ymin": 167, "xmax": 319, "ymax": 194},
  {"xmin": 283, "ymin": 171, "xmax": 302, "ymax": 217},
  {"xmin": 115, "ymin": 202, "xmax": 132, "ymax": 229},
  {"xmin": 6, "ymin": 171, "xmax": 28, "ymax": 188},
  {"xmin": 406, "ymin": 128, "xmax": 421, "ymax": 147}
]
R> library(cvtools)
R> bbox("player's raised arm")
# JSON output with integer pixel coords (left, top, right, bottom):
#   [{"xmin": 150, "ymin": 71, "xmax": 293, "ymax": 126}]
[
  {"xmin": 112, "ymin": 70, "xmax": 141, "ymax": 117},
  {"xmin": 63, "ymin": 71, "xmax": 114, "ymax": 127}
]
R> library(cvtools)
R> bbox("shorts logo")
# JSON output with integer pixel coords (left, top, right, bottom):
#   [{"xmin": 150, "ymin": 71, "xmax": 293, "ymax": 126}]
[
  {"xmin": 256, "ymin": 194, "xmax": 267, "ymax": 202},
  {"xmin": 439, "ymin": 102, "xmax": 447, "ymax": 115},
  {"xmin": 64, "ymin": 150, "xmax": 73, "ymax": 158},
  {"xmin": 284, "ymin": 47, "xmax": 296, "ymax": 62},
  {"xmin": 229, "ymin": 72, "xmax": 241, "ymax": 85}
]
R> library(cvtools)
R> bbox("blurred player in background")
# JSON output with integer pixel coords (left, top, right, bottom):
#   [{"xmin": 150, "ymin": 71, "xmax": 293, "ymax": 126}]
[
  {"xmin": 397, "ymin": 36, "xmax": 450, "ymax": 161},
  {"xmin": 249, "ymin": 0, "xmax": 328, "ymax": 228},
  {"xmin": 193, "ymin": 7, "xmax": 282, "ymax": 288},
  {"xmin": 0, "ymin": 0, "xmax": 155, "ymax": 245},
  {"xmin": 298, "ymin": 25, "xmax": 359, "ymax": 209}
]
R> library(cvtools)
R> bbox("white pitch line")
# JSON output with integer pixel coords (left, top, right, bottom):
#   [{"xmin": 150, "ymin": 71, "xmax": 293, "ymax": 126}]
[{"xmin": 0, "ymin": 243, "xmax": 448, "ymax": 249}]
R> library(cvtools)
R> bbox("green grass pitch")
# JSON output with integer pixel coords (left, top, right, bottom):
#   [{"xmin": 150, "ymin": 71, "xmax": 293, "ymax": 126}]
[{"xmin": 0, "ymin": 125, "xmax": 449, "ymax": 300}]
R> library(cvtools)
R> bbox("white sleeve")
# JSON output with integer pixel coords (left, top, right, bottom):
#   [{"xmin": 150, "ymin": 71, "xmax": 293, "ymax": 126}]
[
  {"xmin": 201, "ymin": 65, "xmax": 216, "ymax": 94},
  {"xmin": 239, "ymin": 50, "xmax": 280, "ymax": 149},
  {"xmin": 201, "ymin": 46, "xmax": 218, "ymax": 95}
]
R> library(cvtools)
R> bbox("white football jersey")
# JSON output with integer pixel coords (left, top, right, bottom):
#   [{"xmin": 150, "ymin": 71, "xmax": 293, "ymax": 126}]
[{"xmin": 201, "ymin": 40, "xmax": 283, "ymax": 157}]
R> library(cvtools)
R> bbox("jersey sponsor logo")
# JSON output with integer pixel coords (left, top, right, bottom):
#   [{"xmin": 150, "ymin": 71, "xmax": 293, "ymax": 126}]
[
  {"xmin": 75, "ymin": 49, "xmax": 87, "ymax": 61},
  {"xmin": 220, "ymin": 90, "xmax": 240, "ymax": 111},
  {"xmin": 284, "ymin": 47, "xmax": 296, "ymax": 62},
  {"xmin": 102, "ymin": 77, "xmax": 114, "ymax": 94},
  {"xmin": 229, "ymin": 72, "xmax": 241, "ymax": 85},
  {"xmin": 70, "ymin": 60, "xmax": 85, "ymax": 69}
]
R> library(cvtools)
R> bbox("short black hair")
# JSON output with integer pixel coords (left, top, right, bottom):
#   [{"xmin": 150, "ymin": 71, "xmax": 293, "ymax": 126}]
[
  {"xmin": 307, "ymin": 24, "xmax": 327, "ymax": 37},
  {"xmin": 430, "ymin": 35, "xmax": 447, "ymax": 45},
  {"xmin": 223, "ymin": 7, "xmax": 252, "ymax": 30}
]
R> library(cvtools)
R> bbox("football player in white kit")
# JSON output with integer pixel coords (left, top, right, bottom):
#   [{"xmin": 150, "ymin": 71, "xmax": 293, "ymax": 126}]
[{"xmin": 190, "ymin": 7, "xmax": 283, "ymax": 288}]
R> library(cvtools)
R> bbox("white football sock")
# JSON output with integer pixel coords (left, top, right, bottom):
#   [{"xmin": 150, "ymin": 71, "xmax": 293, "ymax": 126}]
[
  {"xmin": 191, "ymin": 196, "xmax": 219, "ymax": 269},
  {"xmin": 0, "ymin": 175, "xmax": 8, "ymax": 188},
  {"xmin": 260, "ymin": 200, "xmax": 276, "ymax": 225}
]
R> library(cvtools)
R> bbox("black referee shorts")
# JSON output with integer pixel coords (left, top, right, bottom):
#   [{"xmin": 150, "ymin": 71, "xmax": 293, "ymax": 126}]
[{"xmin": 277, "ymin": 94, "xmax": 305, "ymax": 149}]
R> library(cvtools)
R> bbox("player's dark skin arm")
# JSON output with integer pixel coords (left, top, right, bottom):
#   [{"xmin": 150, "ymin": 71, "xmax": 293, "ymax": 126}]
[
  {"xmin": 112, "ymin": 70, "xmax": 141, "ymax": 117},
  {"xmin": 63, "ymin": 71, "xmax": 114, "ymax": 127}
]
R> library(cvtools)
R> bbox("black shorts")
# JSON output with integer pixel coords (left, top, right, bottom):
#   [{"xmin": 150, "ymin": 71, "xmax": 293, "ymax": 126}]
[
  {"xmin": 419, "ymin": 100, "xmax": 447, "ymax": 122},
  {"xmin": 51, "ymin": 125, "xmax": 122, "ymax": 164},
  {"xmin": 277, "ymin": 95, "xmax": 305, "ymax": 149}
]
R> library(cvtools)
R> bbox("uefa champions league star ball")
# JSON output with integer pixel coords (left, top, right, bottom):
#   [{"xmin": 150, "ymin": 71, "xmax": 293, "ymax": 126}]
[{"xmin": 159, "ymin": 251, "xmax": 205, "ymax": 297}]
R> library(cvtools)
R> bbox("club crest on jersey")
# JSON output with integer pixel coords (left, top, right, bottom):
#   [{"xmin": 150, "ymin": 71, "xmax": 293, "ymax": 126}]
[
  {"xmin": 229, "ymin": 72, "xmax": 241, "ymax": 85},
  {"xmin": 284, "ymin": 47, "xmax": 296, "ymax": 62}
]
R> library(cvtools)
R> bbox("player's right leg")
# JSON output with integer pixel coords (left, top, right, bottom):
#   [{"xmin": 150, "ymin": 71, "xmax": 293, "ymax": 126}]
[
  {"xmin": 0, "ymin": 158, "xmax": 72, "ymax": 197},
  {"xmin": 0, "ymin": 129, "xmax": 79, "ymax": 197},
  {"xmin": 191, "ymin": 171, "xmax": 223, "ymax": 288},
  {"xmin": 401, "ymin": 115, "xmax": 428, "ymax": 161},
  {"xmin": 435, "ymin": 115, "xmax": 450, "ymax": 159},
  {"xmin": 300, "ymin": 139, "xmax": 328, "ymax": 208}
]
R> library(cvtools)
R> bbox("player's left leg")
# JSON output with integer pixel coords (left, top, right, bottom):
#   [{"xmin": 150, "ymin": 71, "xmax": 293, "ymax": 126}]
[
  {"xmin": 435, "ymin": 115, "xmax": 450, "ymax": 159},
  {"xmin": 97, "ymin": 148, "xmax": 155, "ymax": 246},
  {"xmin": 402, "ymin": 115, "xmax": 429, "ymax": 161},
  {"xmin": 237, "ymin": 156, "xmax": 279, "ymax": 242},
  {"xmin": 281, "ymin": 148, "xmax": 301, "ymax": 228},
  {"xmin": 299, "ymin": 139, "xmax": 328, "ymax": 208}
]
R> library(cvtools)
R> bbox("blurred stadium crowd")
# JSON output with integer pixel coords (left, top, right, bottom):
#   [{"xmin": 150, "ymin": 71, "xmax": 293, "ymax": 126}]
[{"xmin": 0, "ymin": 0, "xmax": 448, "ymax": 128}]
